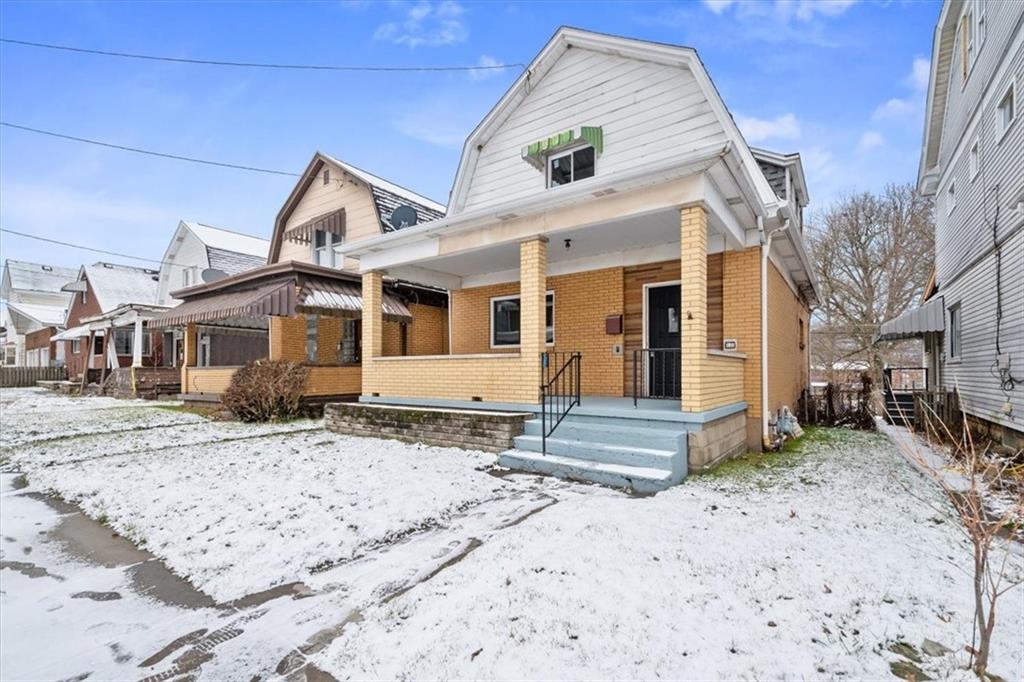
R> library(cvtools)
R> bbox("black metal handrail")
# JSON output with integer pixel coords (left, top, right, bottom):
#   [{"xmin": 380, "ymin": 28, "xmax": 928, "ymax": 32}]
[
  {"xmin": 540, "ymin": 351, "xmax": 581, "ymax": 454},
  {"xmin": 633, "ymin": 348, "xmax": 682, "ymax": 407}
]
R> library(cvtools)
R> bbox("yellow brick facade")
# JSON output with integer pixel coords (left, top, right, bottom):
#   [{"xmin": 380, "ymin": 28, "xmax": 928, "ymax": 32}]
[
  {"xmin": 451, "ymin": 267, "xmax": 624, "ymax": 396},
  {"xmin": 680, "ymin": 205, "xmax": 709, "ymax": 412},
  {"xmin": 767, "ymin": 261, "xmax": 809, "ymax": 416},
  {"xmin": 722, "ymin": 247, "xmax": 762, "ymax": 419}
]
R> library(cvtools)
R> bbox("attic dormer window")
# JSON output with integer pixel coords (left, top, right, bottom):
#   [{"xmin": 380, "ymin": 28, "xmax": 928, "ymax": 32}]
[
  {"xmin": 548, "ymin": 146, "xmax": 595, "ymax": 187},
  {"xmin": 522, "ymin": 126, "xmax": 603, "ymax": 186},
  {"xmin": 323, "ymin": 168, "xmax": 330, "ymax": 186}
]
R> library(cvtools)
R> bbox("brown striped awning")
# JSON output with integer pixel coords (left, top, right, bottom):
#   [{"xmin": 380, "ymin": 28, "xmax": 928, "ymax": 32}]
[
  {"xmin": 283, "ymin": 208, "xmax": 345, "ymax": 245},
  {"xmin": 297, "ymin": 280, "xmax": 412, "ymax": 323},
  {"xmin": 149, "ymin": 281, "xmax": 295, "ymax": 328}
]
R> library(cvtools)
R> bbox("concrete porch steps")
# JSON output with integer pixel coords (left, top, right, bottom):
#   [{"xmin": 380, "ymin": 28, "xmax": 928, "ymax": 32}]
[
  {"xmin": 498, "ymin": 416, "xmax": 688, "ymax": 492},
  {"xmin": 496, "ymin": 449, "xmax": 675, "ymax": 494}
]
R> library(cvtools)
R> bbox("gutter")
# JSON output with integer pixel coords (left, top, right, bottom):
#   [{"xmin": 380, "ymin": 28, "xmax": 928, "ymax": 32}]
[{"xmin": 761, "ymin": 217, "xmax": 790, "ymax": 449}]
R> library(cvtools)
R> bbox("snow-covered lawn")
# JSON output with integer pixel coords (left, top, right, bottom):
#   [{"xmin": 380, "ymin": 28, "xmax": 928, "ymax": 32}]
[
  {"xmin": 314, "ymin": 429, "xmax": 1024, "ymax": 681},
  {"xmin": 3, "ymin": 389, "xmax": 514, "ymax": 602},
  {"xmin": 3, "ymin": 388, "xmax": 1021, "ymax": 680}
]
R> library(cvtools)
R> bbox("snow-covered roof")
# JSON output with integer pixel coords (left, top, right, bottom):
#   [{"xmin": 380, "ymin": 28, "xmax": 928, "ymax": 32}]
[
  {"xmin": 182, "ymin": 222, "xmax": 269, "ymax": 259},
  {"xmin": 2, "ymin": 260, "xmax": 79, "ymax": 295},
  {"xmin": 206, "ymin": 247, "xmax": 267, "ymax": 276},
  {"xmin": 82, "ymin": 262, "xmax": 160, "ymax": 312},
  {"xmin": 320, "ymin": 152, "xmax": 447, "ymax": 231},
  {"xmin": 5, "ymin": 301, "xmax": 67, "ymax": 326}
]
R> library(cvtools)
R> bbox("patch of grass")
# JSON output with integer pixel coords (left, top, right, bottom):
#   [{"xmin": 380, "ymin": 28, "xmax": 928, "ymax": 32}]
[
  {"xmin": 154, "ymin": 403, "xmax": 219, "ymax": 419},
  {"xmin": 702, "ymin": 427, "xmax": 868, "ymax": 480}
]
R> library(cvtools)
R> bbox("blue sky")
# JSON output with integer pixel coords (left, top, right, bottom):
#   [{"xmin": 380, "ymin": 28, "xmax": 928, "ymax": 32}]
[{"xmin": 0, "ymin": 0, "xmax": 941, "ymax": 270}]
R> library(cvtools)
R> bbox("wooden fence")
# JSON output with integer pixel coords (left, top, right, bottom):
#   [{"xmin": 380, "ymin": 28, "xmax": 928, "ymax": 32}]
[
  {"xmin": 912, "ymin": 389, "xmax": 963, "ymax": 439},
  {"xmin": 0, "ymin": 366, "xmax": 67, "ymax": 387}
]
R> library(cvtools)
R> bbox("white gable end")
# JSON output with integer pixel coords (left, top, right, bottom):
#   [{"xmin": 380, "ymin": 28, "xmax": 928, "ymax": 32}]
[{"xmin": 458, "ymin": 45, "xmax": 729, "ymax": 213}]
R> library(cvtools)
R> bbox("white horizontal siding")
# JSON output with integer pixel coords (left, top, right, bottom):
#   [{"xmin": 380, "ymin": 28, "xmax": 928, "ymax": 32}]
[
  {"xmin": 462, "ymin": 47, "xmax": 728, "ymax": 212},
  {"xmin": 939, "ymin": 228, "xmax": 1024, "ymax": 432},
  {"xmin": 936, "ymin": 35, "xmax": 1023, "ymax": 287}
]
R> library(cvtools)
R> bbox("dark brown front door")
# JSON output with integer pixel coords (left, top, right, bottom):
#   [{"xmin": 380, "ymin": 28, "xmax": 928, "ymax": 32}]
[{"xmin": 647, "ymin": 284, "xmax": 681, "ymax": 399}]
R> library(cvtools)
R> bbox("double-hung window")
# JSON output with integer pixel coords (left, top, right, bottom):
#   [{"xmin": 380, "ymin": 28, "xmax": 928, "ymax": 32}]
[
  {"xmin": 339, "ymin": 319, "xmax": 361, "ymax": 364},
  {"xmin": 998, "ymin": 84, "xmax": 1015, "ymax": 139},
  {"xmin": 548, "ymin": 146, "xmax": 595, "ymax": 188},
  {"xmin": 313, "ymin": 229, "xmax": 344, "ymax": 268},
  {"xmin": 71, "ymin": 338, "xmax": 81, "ymax": 354},
  {"xmin": 113, "ymin": 330, "xmax": 152, "ymax": 356},
  {"xmin": 490, "ymin": 292, "xmax": 554, "ymax": 348}
]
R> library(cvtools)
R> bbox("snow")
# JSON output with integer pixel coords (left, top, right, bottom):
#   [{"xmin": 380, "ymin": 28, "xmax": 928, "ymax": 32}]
[
  {"xmin": 5, "ymin": 301, "xmax": 68, "ymax": 326},
  {"xmin": 183, "ymin": 221, "xmax": 269, "ymax": 258},
  {"xmin": 83, "ymin": 262, "xmax": 160, "ymax": 310},
  {"xmin": 314, "ymin": 429, "xmax": 1024, "ymax": 681},
  {"xmin": 4, "ymin": 389, "xmax": 1022, "ymax": 680},
  {"xmin": 2, "ymin": 260, "xmax": 78, "ymax": 295}
]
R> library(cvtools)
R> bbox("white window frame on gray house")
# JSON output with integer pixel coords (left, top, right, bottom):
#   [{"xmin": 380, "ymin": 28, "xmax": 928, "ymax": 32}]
[
  {"xmin": 490, "ymin": 291, "xmax": 555, "ymax": 348},
  {"xmin": 546, "ymin": 146, "xmax": 596, "ymax": 188},
  {"xmin": 946, "ymin": 180, "xmax": 956, "ymax": 214},
  {"xmin": 998, "ymin": 82, "xmax": 1015, "ymax": 140},
  {"xmin": 312, "ymin": 229, "xmax": 344, "ymax": 268},
  {"xmin": 948, "ymin": 303, "xmax": 962, "ymax": 361},
  {"xmin": 969, "ymin": 138, "xmax": 979, "ymax": 180}
]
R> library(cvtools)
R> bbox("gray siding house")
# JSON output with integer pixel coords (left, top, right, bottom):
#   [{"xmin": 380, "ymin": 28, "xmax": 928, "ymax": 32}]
[{"xmin": 881, "ymin": 0, "xmax": 1023, "ymax": 447}]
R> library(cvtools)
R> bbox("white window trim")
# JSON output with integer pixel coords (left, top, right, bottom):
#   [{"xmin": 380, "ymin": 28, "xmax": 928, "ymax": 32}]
[
  {"xmin": 997, "ymin": 81, "xmax": 1016, "ymax": 144},
  {"xmin": 946, "ymin": 181, "xmax": 956, "ymax": 215},
  {"xmin": 113, "ymin": 329, "xmax": 152, "ymax": 357},
  {"xmin": 969, "ymin": 138, "xmax": 979, "ymax": 181},
  {"xmin": 489, "ymin": 291, "xmax": 555, "ymax": 349},
  {"xmin": 545, "ymin": 145, "xmax": 596, "ymax": 189},
  {"xmin": 948, "ymin": 303, "xmax": 962, "ymax": 361},
  {"xmin": 311, "ymin": 230, "xmax": 344, "ymax": 268}
]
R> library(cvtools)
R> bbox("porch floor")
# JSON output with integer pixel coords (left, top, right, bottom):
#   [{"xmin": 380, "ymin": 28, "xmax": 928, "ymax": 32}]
[{"xmin": 359, "ymin": 394, "xmax": 746, "ymax": 425}]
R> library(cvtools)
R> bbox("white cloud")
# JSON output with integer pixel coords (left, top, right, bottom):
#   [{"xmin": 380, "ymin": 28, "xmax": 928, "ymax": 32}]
[
  {"xmin": 791, "ymin": 0, "xmax": 858, "ymax": 20},
  {"xmin": 703, "ymin": 0, "xmax": 857, "ymax": 22},
  {"xmin": 907, "ymin": 56, "xmax": 931, "ymax": 92},
  {"xmin": 468, "ymin": 54, "xmax": 503, "ymax": 81},
  {"xmin": 872, "ymin": 97, "xmax": 915, "ymax": 121},
  {"xmin": 374, "ymin": 1, "xmax": 468, "ymax": 48},
  {"xmin": 393, "ymin": 98, "xmax": 473, "ymax": 148},
  {"xmin": 857, "ymin": 131, "xmax": 884, "ymax": 153},
  {"xmin": 701, "ymin": 0, "xmax": 735, "ymax": 14},
  {"xmin": 736, "ymin": 113, "xmax": 801, "ymax": 142}
]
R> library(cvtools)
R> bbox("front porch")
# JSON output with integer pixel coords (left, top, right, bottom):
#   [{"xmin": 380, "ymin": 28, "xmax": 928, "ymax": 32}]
[{"xmin": 348, "ymin": 198, "xmax": 761, "ymax": 487}]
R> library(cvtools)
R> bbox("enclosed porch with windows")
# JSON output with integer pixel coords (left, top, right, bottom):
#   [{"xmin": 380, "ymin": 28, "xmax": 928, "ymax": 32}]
[{"xmin": 149, "ymin": 261, "xmax": 447, "ymax": 405}]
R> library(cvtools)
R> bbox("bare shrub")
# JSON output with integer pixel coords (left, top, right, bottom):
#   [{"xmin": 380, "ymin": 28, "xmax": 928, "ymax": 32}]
[
  {"xmin": 886, "ymin": 395, "xmax": 1023, "ymax": 678},
  {"xmin": 222, "ymin": 360, "xmax": 309, "ymax": 422}
]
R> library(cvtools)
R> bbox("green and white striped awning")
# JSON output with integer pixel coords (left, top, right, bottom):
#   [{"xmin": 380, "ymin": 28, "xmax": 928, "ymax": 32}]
[{"xmin": 522, "ymin": 126, "xmax": 603, "ymax": 170}]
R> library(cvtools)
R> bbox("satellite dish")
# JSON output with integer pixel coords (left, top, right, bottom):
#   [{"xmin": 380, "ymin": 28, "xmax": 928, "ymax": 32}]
[
  {"xmin": 389, "ymin": 205, "xmax": 419, "ymax": 230},
  {"xmin": 201, "ymin": 268, "xmax": 229, "ymax": 283}
]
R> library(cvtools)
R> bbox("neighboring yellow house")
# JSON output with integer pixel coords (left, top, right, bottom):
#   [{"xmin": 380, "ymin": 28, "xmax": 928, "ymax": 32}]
[
  {"xmin": 335, "ymin": 28, "xmax": 819, "ymax": 490},
  {"xmin": 150, "ymin": 152, "xmax": 449, "ymax": 405}
]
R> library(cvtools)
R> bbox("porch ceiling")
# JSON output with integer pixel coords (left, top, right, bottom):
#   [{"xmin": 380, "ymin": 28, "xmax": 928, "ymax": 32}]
[{"xmin": 398, "ymin": 207, "xmax": 731, "ymax": 285}]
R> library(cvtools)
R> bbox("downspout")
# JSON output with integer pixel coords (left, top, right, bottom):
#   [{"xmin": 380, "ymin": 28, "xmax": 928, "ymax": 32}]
[{"xmin": 761, "ymin": 217, "xmax": 790, "ymax": 449}]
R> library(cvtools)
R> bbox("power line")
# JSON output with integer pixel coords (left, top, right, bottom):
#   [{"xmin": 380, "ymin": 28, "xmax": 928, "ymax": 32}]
[
  {"xmin": 1, "ymin": 228, "xmax": 172, "ymax": 267},
  {"xmin": 1, "ymin": 122, "xmax": 301, "ymax": 177},
  {"xmin": 0, "ymin": 38, "xmax": 526, "ymax": 73}
]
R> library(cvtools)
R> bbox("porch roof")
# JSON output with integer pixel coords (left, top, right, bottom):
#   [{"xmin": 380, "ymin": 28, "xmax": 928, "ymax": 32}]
[
  {"xmin": 877, "ymin": 296, "xmax": 945, "ymax": 341},
  {"xmin": 151, "ymin": 261, "xmax": 413, "ymax": 328}
]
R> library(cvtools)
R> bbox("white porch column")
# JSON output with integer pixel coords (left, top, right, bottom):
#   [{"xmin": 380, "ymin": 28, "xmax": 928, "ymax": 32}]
[
  {"xmin": 106, "ymin": 327, "xmax": 118, "ymax": 370},
  {"xmin": 132, "ymin": 315, "xmax": 144, "ymax": 368}
]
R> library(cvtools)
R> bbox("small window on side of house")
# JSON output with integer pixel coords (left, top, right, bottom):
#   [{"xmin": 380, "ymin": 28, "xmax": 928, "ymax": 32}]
[
  {"xmin": 71, "ymin": 338, "xmax": 81, "ymax": 354},
  {"xmin": 93, "ymin": 336, "xmax": 103, "ymax": 356},
  {"xmin": 969, "ymin": 140, "xmax": 979, "ymax": 179},
  {"xmin": 323, "ymin": 168, "xmax": 330, "ymax": 186},
  {"xmin": 998, "ymin": 84, "xmax": 1015, "ymax": 137},
  {"xmin": 114, "ymin": 330, "xmax": 132, "ymax": 356},
  {"xmin": 182, "ymin": 268, "xmax": 192, "ymax": 288},
  {"xmin": 81, "ymin": 288, "xmax": 87, "ymax": 305},
  {"xmin": 547, "ymin": 146, "xmax": 596, "ymax": 188},
  {"xmin": 306, "ymin": 315, "xmax": 318, "ymax": 363},
  {"xmin": 313, "ymin": 230, "xmax": 342, "ymax": 268},
  {"xmin": 949, "ymin": 304, "xmax": 962, "ymax": 359},
  {"xmin": 975, "ymin": 0, "xmax": 986, "ymax": 46},
  {"xmin": 947, "ymin": 181, "xmax": 956, "ymax": 214}
]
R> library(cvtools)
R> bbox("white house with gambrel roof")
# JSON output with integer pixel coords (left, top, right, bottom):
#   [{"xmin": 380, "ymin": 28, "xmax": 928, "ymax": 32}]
[
  {"xmin": 156, "ymin": 221, "xmax": 269, "ymax": 305},
  {"xmin": 880, "ymin": 0, "xmax": 1023, "ymax": 447}
]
